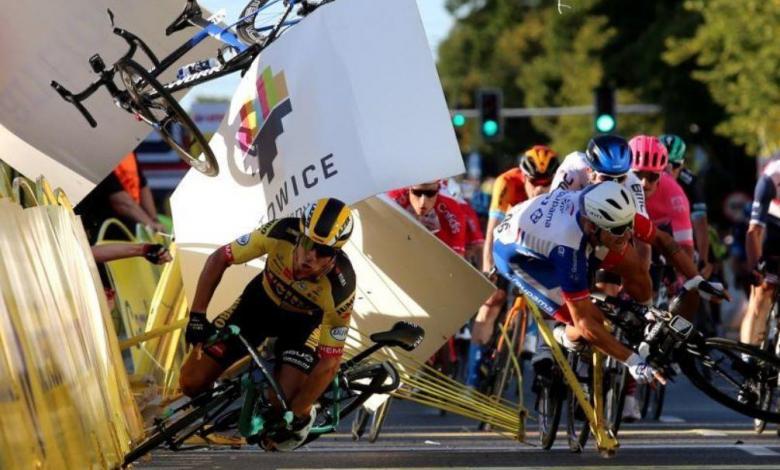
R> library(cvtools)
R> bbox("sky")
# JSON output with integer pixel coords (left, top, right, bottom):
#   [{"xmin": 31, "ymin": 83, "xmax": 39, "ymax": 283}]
[{"xmin": 181, "ymin": 0, "xmax": 453, "ymax": 109}]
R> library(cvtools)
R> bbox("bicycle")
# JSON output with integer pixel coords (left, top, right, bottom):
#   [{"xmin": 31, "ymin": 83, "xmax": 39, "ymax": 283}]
[
  {"xmin": 592, "ymin": 291, "xmax": 780, "ymax": 424},
  {"xmin": 753, "ymin": 278, "xmax": 780, "ymax": 435},
  {"xmin": 51, "ymin": 0, "xmax": 330, "ymax": 176},
  {"xmin": 122, "ymin": 321, "xmax": 424, "ymax": 465}
]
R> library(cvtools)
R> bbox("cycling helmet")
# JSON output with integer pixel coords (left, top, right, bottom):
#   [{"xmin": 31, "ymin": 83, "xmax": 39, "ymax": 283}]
[
  {"xmin": 585, "ymin": 135, "xmax": 632, "ymax": 176},
  {"xmin": 520, "ymin": 145, "xmax": 559, "ymax": 180},
  {"xmin": 579, "ymin": 181, "xmax": 636, "ymax": 229},
  {"xmin": 659, "ymin": 134, "xmax": 687, "ymax": 164},
  {"xmin": 300, "ymin": 198, "xmax": 354, "ymax": 249},
  {"xmin": 629, "ymin": 135, "xmax": 668, "ymax": 172}
]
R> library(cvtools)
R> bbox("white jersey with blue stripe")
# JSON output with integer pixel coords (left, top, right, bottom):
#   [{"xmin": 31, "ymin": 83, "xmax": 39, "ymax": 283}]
[
  {"xmin": 551, "ymin": 151, "xmax": 648, "ymax": 218},
  {"xmin": 493, "ymin": 189, "xmax": 591, "ymax": 298}
]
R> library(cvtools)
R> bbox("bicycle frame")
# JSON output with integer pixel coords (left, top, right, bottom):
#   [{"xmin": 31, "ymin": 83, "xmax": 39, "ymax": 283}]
[{"xmin": 524, "ymin": 297, "xmax": 619, "ymax": 455}]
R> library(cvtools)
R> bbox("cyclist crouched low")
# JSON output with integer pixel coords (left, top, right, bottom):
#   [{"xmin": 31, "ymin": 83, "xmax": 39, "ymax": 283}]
[{"xmin": 179, "ymin": 198, "xmax": 356, "ymax": 451}]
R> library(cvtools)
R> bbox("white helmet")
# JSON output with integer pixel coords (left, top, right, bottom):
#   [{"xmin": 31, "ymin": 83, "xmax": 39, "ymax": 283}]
[{"xmin": 579, "ymin": 181, "xmax": 636, "ymax": 229}]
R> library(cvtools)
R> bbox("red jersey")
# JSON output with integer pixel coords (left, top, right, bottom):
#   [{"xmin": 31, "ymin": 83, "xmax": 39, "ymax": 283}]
[{"xmin": 388, "ymin": 189, "xmax": 477, "ymax": 256}]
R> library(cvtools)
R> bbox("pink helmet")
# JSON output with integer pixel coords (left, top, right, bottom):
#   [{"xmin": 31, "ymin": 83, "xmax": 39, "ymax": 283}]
[{"xmin": 629, "ymin": 135, "xmax": 668, "ymax": 172}]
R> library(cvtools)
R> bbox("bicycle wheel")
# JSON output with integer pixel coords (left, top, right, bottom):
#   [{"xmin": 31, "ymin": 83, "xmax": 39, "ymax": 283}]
[
  {"xmin": 603, "ymin": 360, "xmax": 628, "ymax": 435},
  {"xmin": 678, "ymin": 337, "xmax": 780, "ymax": 423},
  {"xmin": 536, "ymin": 366, "xmax": 563, "ymax": 450},
  {"xmin": 123, "ymin": 382, "xmax": 241, "ymax": 465},
  {"xmin": 755, "ymin": 302, "xmax": 780, "ymax": 433},
  {"xmin": 116, "ymin": 58, "xmax": 218, "ymax": 176},
  {"xmin": 236, "ymin": 0, "xmax": 305, "ymax": 46},
  {"xmin": 566, "ymin": 352, "xmax": 591, "ymax": 453}
]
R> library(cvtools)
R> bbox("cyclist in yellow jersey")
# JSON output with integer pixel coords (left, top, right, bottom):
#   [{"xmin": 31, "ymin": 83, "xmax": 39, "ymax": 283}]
[{"xmin": 179, "ymin": 198, "xmax": 355, "ymax": 450}]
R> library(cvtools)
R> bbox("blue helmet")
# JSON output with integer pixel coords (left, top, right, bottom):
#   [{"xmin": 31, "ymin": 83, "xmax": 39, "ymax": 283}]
[{"xmin": 585, "ymin": 135, "xmax": 632, "ymax": 176}]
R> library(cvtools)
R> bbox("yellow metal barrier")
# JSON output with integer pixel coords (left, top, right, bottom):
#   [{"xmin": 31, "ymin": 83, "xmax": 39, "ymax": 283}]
[
  {"xmin": 0, "ymin": 178, "xmax": 143, "ymax": 468},
  {"xmin": 0, "ymin": 160, "xmax": 12, "ymax": 199}
]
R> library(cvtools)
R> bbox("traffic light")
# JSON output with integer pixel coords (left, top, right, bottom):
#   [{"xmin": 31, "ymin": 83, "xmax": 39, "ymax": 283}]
[
  {"xmin": 477, "ymin": 89, "xmax": 503, "ymax": 141},
  {"xmin": 594, "ymin": 86, "xmax": 616, "ymax": 133},
  {"xmin": 452, "ymin": 112, "xmax": 466, "ymax": 128}
]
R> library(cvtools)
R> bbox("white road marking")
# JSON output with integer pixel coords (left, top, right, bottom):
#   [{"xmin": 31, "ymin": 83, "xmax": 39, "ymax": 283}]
[{"xmin": 740, "ymin": 445, "xmax": 780, "ymax": 456}]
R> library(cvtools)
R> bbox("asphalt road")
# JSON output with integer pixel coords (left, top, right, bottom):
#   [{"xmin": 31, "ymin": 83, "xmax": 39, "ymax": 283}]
[{"xmin": 135, "ymin": 374, "xmax": 780, "ymax": 469}]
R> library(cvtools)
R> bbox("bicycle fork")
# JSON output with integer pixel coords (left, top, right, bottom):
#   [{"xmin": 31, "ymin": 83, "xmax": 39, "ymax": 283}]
[{"xmin": 528, "ymin": 302, "xmax": 619, "ymax": 455}]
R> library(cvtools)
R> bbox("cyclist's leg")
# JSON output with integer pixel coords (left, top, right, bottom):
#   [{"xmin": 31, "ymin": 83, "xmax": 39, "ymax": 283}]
[
  {"xmin": 466, "ymin": 279, "xmax": 507, "ymax": 387},
  {"xmin": 272, "ymin": 312, "xmax": 323, "ymax": 407},
  {"xmin": 741, "ymin": 230, "xmax": 780, "ymax": 345},
  {"xmin": 180, "ymin": 275, "xmax": 270, "ymax": 397}
]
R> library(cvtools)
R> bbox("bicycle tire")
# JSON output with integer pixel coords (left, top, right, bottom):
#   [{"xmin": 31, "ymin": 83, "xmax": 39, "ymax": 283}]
[
  {"xmin": 755, "ymin": 301, "xmax": 780, "ymax": 433},
  {"xmin": 536, "ymin": 367, "xmax": 563, "ymax": 450},
  {"xmin": 368, "ymin": 397, "xmax": 391, "ymax": 443},
  {"xmin": 115, "ymin": 58, "xmax": 219, "ymax": 176},
  {"xmin": 236, "ymin": 0, "xmax": 274, "ymax": 45},
  {"xmin": 123, "ymin": 384, "xmax": 240, "ymax": 465},
  {"xmin": 603, "ymin": 362, "xmax": 628, "ymax": 435},
  {"xmin": 678, "ymin": 337, "xmax": 780, "ymax": 423},
  {"xmin": 566, "ymin": 352, "xmax": 591, "ymax": 453}
]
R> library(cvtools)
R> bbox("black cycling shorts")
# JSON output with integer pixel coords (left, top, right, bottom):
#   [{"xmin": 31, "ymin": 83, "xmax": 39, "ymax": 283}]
[{"xmin": 204, "ymin": 275, "xmax": 321, "ymax": 373}]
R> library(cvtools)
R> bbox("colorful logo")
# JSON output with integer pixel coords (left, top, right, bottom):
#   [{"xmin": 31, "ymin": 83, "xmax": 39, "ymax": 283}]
[{"xmin": 236, "ymin": 66, "xmax": 293, "ymax": 183}]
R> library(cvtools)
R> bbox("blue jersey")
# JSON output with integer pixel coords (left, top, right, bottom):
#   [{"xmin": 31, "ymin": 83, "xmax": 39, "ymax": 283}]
[{"xmin": 750, "ymin": 160, "xmax": 780, "ymax": 228}]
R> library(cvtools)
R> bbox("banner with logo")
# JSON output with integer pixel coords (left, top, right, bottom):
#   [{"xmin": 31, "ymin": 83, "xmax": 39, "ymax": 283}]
[
  {"xmin": 170, "ymin": 0, "xmax": 463, "ymax": 246},
  {"xmin": 0, "ymin": 0, "xmax": 220, "ymax": 202}
]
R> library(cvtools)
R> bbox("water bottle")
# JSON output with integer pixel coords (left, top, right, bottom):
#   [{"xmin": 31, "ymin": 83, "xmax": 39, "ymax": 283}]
[{"xmin": 176, "ymin": 58, "xmax": 220, "ymax": 81}]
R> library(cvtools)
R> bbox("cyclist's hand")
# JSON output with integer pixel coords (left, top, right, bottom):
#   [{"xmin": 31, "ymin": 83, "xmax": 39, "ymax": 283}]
[
  {"xmin": 683, "ymin": 275, "xmax": 730, "ymax": 303},
  {"xmin": 626, "ymin": 353, "xmax": 667, "ymax": 386},
  {"xmin": 185, "ymin": 311, "xmax": 216, "ymax": 345},
  {"xmin": 143, "ymin": 244, "xmax": 171, "ymax": 264}
]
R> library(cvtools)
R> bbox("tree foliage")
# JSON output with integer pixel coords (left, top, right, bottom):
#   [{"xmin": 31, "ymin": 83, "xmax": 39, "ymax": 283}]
[{"xmin": 665, "ymin": 0, "xmax": 780, "ymax": 156}]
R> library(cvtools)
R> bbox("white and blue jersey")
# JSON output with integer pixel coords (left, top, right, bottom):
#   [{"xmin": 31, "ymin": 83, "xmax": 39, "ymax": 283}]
[{"xmin": 492, "ymin": 189, "xmax": 592, "ymax": 323}]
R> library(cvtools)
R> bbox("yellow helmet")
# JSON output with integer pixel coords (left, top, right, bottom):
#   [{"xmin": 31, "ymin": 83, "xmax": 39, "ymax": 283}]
[
  {"xmin": 520, "ymin": 145, "xmax": 559, "ymax": 180},
  {"xmin": 300, "ymin": 198, "xmax": 354, "ymax": 249}
]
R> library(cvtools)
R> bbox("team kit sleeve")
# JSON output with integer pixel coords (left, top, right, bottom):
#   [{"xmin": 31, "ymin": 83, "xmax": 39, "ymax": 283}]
[
  {"xmin": 463, "ymin": 203, "xmax": 485, "ymax": 245},
  {"xmin": 669, "ymin": 184, "xmax": 694, "ymax": 247},
  {"xmin": 549, "ymin": 244, "xmax": 590, "ymax": 302},
  {"xmin": 317, "ymin": 292, "xmax": 354, "ymax": 358},
  {"xmin": 488, "ymin": 175, "xmax": 510, "ymax": 221},
  {"xmin": 750, "ymin": 175, "xmax": 776, "ymax": 227},
  {"xmin": 222, "ymin": 221, "xmax": 278, "ymax": 264}
]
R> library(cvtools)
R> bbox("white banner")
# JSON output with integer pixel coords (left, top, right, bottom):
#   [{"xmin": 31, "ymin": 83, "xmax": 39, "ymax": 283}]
[
  {"xmin": 171, "ymin": 0, "xmax": 463, "ymax": 246},
  {"xmin": 0, "ymin": 0, "xmax": 220, "ymax": 202}
]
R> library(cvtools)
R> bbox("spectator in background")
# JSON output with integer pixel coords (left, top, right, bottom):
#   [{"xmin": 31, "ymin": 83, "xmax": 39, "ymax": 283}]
[{"xmin": 76, "ymin": 152, "xmax": 165, "ymax": 243}]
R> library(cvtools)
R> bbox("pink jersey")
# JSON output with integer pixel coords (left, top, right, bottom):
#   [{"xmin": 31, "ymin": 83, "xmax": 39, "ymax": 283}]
[{"xmin": 645, "ymin": 172, "xmax": 693, "ymax": 246}]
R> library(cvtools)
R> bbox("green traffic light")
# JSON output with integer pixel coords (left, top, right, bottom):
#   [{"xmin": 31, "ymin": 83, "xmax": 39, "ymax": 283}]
[
  {"xmin": 482, "ymin": 119, "xmax": 499, "ymax": 137},
  {"xmin": 595, "ymin": 114, "xmax": 616, "ymax": 133},
  {"xmin": 452, "ymin": 114, "xmax": 466, "ymax": 127}
]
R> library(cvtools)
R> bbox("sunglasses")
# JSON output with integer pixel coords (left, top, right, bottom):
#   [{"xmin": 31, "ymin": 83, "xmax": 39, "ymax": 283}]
[
  {"xmin": 529, "ymin": 177, "xmax": 552, "ymax": 187},
  {"xmin": 410, "ymin": 188, "xmax": 439, "ymax": 198},
  {"xmin": 596, "ymin": 173, "xmax": 627, "ymax": 184},
  {"xmin": 299, "ymin": 235, "xmax": 338, "ymax": 258},
  {"xmin": 606, "ymin": 222, "xmax": 633, "ymax": 236},
  {"xmin": 669, "ymin": 162, "xmax": 683, "ymax": 170},
  {"xmin": 635, "ymin": 171, "xmax": 661, "ymax": 183}
]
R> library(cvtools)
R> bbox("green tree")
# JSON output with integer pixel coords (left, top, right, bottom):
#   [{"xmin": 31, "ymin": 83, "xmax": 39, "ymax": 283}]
[{"xmin": 664, "ymin": 0, "xmax": 780, "ymax": 156}]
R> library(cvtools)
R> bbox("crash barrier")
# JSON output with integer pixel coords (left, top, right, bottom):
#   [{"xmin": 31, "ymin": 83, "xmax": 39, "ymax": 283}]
[
  {"xmin": 0, "ymin": 173, "xmax": 143, "ymax": 468},
  {"xmin": 345, "ymin": 329, "xmax": 528, "ymax": 441},
  {"xmin": 121, "ymin": 244, "xmax": 189, "ymax": 402}
]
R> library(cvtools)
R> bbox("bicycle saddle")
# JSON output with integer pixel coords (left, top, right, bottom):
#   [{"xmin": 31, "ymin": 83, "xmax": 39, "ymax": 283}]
[
  {"xmin": 370, "ymin": 322, "xmax": 425, "ymax": 351},
  {"xmin": 166, "ymin": 0, "xmax": 203, "ymax": 36}
]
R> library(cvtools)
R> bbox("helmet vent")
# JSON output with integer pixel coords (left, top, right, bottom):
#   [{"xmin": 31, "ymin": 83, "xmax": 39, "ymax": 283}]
[
  {"xmin": 605, "ymin": 198, "xmax": 621, "ymax": 210},
  {"xmin": 598, "ymin": 209, "xmax": 615, "ymax": 221}
]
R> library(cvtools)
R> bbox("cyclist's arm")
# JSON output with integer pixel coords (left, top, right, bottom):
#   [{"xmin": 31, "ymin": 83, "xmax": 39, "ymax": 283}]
[
  {"xmin": 551, "ymin": 244, "xmax": 634, "ymax": 362},
  {"xmin": 482, "ymin": 216, "xmax": 500, "ymax": 271},
  {"xmin": 565, "ymin": 297, "xmax": 633, "ymax": 362},
  {"xmin": 652, "ymin": 229, "xmax": 698, "ymax": 279},
  {"xmin": 669, "ymin": 188, "xmax": 695, "ymax": 258},
  {"xmin": 191, "ymin": 223, "xmax": 277, "ymax": 312},
  {"xmin": 747, "ymin": 176, "xmax": 775, "ymax": 268}
]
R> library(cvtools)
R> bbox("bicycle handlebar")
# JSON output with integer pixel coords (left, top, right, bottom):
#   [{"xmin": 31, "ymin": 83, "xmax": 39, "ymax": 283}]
[{"xmin": 50, "ymin": 80, "xmax": 98, "ymax": 127}]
